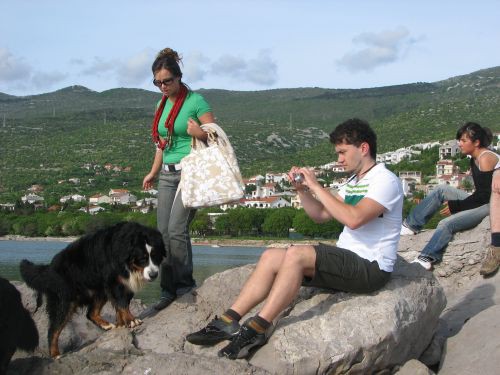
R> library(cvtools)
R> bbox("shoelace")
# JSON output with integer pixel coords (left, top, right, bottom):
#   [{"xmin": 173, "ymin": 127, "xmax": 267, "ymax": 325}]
[{"xmin": 227, "ymin": 325, "xmax": 255, "ymax": 349}]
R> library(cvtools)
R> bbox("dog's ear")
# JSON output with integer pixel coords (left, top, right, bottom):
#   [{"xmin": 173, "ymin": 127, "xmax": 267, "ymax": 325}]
[{"xmin": 142, "ymin": 225, "xmax": 166, "ymax": 261}]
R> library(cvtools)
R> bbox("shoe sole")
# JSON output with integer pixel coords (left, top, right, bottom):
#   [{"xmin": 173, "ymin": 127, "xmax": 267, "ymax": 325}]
[
  {"xmin": 153, "ymin": 299, "xmax": 175, "ymax": 311},
  {"xmin": 220, "ymin": 337, "xmax": 267, "ymax": 359},
  {"xmin": 186, "ymin": 334, "xmax": 233, "ymax": 346},
  {"xmin": 236, "ymin": 341, "xmax": 266, "ymax": 359}
]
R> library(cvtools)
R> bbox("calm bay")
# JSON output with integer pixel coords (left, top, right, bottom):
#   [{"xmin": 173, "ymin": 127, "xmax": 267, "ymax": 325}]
[{"xmin": 0, "ymin": 240, "xmax": 264, "ymax": 305}]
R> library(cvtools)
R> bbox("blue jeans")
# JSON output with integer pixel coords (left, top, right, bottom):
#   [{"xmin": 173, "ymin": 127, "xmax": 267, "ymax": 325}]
[
  {"xmin": 157, "ymin": 170, "xmax": 196, "ymax": 299},
  {"xmin": 405, "ymin": 185, "xmax": 489, "ymax": 261}
]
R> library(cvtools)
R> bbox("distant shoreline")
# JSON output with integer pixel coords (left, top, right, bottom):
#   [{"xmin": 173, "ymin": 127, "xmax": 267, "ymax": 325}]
[{"xmin": 0, "ymin": 235, "xmax": 335, "ymax": 248}]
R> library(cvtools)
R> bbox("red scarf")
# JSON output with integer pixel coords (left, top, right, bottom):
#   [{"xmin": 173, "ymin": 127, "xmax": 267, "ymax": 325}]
[{"xmin": 151, "ymin": 84, "xmax": 188, "ymax": 150}]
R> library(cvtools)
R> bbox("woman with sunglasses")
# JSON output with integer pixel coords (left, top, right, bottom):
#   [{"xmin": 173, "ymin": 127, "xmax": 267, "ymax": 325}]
[
  {"xmin": 400, "ymin": 122, "xmax": 499, "ymax": 270},
  {"xmin": 142, "ymin": 48, "xmax": 215, "ymax": 310}
]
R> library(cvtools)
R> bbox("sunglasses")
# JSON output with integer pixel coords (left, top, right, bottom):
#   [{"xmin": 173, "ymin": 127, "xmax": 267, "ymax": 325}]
[{"xmin": 153, "ymin": 77, "xmax": 176, "ymax": 87}]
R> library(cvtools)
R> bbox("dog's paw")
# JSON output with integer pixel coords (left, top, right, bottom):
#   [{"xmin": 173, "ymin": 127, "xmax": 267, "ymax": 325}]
[
  {"xmin": 128, "ymin": 318, "xmax": 143, "ymax": 328},
  {"xmin": 102, "ymin": 322, "xmax": 116, "ymax": 330}
]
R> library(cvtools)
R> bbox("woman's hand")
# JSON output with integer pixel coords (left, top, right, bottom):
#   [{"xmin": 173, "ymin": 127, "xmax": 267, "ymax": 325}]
[
  {"xmin": 187, "ymin": 118, "xmax": 206, "ymax": 140},
  {"xmin": 142, "ymin": 172, "xmax": 156, "ymax": 190},
  {"xmin": 440, "ymin": 202, "xmax": 451, "ymax": 217}
]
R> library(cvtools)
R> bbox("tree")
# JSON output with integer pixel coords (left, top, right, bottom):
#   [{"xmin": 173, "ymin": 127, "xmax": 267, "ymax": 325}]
[
  {"xmin": 214, "ymin": 214, "xmax": 231, "ymax": 235},
  {"xmin": 190, "ymin": 211, "xmax": 212, "ymax": 236},
  {"xmin": 262, "ymin": 208, "xmax": 295, "ymax": 237},
  {"xmin": 292, "ymin": 209, "xmax": 343, "ymax": 238}
]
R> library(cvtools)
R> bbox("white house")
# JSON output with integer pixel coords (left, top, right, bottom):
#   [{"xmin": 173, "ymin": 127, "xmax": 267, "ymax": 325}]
[
  {"xmin": 0, "ymin": 203, "xmax": 15, "ymax": 211},
  {"xmin": 136, "ymin": 198, "xmax": 158, "ymax": 208},
  {"xmin": 89, "ymin": 194, "xmax": 112, "ymax": 205},
  {"xmin": 242, "ymin": 196, "xmax": 291, "ymax": 209},
  {"xmin": 141, "ymin": 188, "xmax": 158, "ymax": 196},
  {"xmin": 252, "ymin": 183, "xmax": 277, "ymax": 198},
  {"xmin": 399, "ymin": 171, "xmax": 422, "ymax": 184},
  {"xmin": 79, "ymin": 205, "xmax": 105, "ymax": 215},
  {"xmin": 60, "ymin": 194, "xmax": 86, "ymax": 203},
  {"xmin": 109, "ymin": 189, "xmax": 137, "ymax": 205},
  {"xmin": 439, "ymin": 140, "xmax": 459, "ymax": 160},
  {"xmin": 265, "ymin": 172, "xmax": 287, "ymax": 184},
  {"xmin": 21, "ymin": 194, "xmax": 44, "ymax": 204},
  {"xmin": 219, "ymin": 200, "xmax": 243, "ymax": 211},
  {"xmin": 290, "ymin": 194, "xmax": 302, "ymax": 209},
  {"xmin": 436, "ymin": 160, "xmax": 459, "ymax": 177}
]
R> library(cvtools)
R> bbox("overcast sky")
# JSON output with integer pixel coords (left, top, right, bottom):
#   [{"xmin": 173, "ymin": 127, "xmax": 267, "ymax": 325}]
[{"xmin": 1, "ymin": 0, "xmax": 499, "ymax": 96}]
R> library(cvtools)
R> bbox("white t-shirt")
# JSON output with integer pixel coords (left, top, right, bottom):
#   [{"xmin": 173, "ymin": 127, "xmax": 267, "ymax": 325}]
[{"xmin": 337, "ymin": 163, "xmax": 403, "ymax": 272}]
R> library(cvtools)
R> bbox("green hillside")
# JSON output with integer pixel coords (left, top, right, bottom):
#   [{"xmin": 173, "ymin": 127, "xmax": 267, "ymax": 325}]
[{"xmin": 0, "ymin": 66, "xmax": 499, "ymax": 199}]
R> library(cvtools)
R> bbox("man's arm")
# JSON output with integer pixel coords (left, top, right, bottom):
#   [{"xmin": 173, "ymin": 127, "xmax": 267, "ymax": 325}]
[
  {"xmin": 293, "ymin": 168, "xmax": 385, "ymax": 229},
  {"xmin": 309, "ymin": 186, "xmax": 386, "ymax": 229}
]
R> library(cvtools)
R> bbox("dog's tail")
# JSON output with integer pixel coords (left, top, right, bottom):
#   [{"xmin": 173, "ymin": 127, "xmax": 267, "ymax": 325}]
[{"xmin": 20, "ymin": 259, "xmax": 66, "ymax": 311}]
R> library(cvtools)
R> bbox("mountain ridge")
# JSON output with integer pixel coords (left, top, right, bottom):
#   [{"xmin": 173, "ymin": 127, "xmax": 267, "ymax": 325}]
[{"xmin": 0, "ymin": 66, "xmax": 499, "ymax": 196}]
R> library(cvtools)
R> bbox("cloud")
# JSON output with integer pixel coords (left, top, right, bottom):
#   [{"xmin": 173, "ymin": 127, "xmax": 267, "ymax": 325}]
[
  {"xmin": 75, "ymin": 49, "xmax": 153, "ymax": 87},
  {"xmin": 117, "ymin": 49, "xmax": 152, "ymax": 86},
  {"xmin": 32, "ymin": 71, "xmax": 67, "ymax": 89},
  {"xmin": 337, "ymin": 27, "xmax": 415, "ymax": 72},
  {"xmin": 210, "ymin": 50, "xmax": 278, "ymax": 86},
  {"xmin": 183, "ymin": 51, "xmax": 210, "ymax": 83},
  {"xmin": 0, "ymin": 47, "xmax": 32, "ymax": 82},
  {"xmin": 245, "ymin": 51, "xmax": 278, "ymax": 85},
  {"xmin": 81, "ymin": 57, "xmax": 117, "ymax": 76}
]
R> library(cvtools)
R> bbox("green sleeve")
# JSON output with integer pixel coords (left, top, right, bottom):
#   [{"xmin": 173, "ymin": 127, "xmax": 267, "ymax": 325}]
[{"xmin": 195, "ymin": 93, "xmax": 212, "ymax": 118}]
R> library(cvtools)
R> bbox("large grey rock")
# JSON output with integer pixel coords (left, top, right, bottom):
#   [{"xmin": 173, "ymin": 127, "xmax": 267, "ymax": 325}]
[
  {"xmin": 394, "ymin": 359, "xmax": 435, "ymax": 375},
  {"xmin": 138, "ymin": 258, "xmax": 445, "ymax": 375},
  {"xmin": 11, "ymin": 281, "xmax": 147, "ymax": 358},
  {"xmin": 247, "ymin": 258, "xmax": 445, "ymax": 374},
  {"xmin": 398, "ymin": 217, "xmax": 500, "ymax": 368},
  {"xmin": 10, "ymin": 256, "xmax": 445, "ymax": 374},
  {"xmin": 397, "ymin": 217, "xmax": 491, "ymax": 293},
  {"xmin": 439, "ymin": 304, "xmax": 500, "ymax": 375}
]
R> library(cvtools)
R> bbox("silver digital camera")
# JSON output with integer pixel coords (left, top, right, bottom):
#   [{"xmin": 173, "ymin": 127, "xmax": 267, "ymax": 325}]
[{"xmin": 293, "ymin": 173, "xmax": 304, "ymax": 183}]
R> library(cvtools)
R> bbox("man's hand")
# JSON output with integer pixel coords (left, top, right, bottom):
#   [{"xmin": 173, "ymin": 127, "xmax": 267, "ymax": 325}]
[{"xmin": 288, "ymin": 166, "xmax": 322, "ymax": 192}]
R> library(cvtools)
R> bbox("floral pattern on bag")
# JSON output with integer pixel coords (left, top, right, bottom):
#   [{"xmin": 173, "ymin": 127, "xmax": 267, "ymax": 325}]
[{"xmin": 179, "ymin": 123, "xmax": 244, "ymax": 208}]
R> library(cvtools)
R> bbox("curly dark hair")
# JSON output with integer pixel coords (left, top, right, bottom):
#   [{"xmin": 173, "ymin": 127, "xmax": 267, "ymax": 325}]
[
  {"xmin": 329, "ymin": 118, "xmax": 377, "ymax": 159},
  {"xmin": 456, "ymin": 121, "xmax": 493, "ymax": 148},
  {"xmin": 152, "ymin": 48, "xmax": 183, "ymax": 78}
]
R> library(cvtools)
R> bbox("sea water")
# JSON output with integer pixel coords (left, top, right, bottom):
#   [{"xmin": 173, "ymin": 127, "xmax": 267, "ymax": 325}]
[{"xmin": 0, "ymin": 240, "xmax": 264, "ymax": 304}]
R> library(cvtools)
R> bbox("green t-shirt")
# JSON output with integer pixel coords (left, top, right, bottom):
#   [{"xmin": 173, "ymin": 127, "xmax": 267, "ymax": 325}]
[{"xmin": 157, "ymin": 91, "xmax": 211, "ymax": 164}]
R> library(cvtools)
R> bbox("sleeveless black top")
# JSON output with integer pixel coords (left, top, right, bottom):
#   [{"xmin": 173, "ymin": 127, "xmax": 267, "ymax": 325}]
[{"xmin": 448, "ymin": 155, "xmax": 497, "ymax": 213}]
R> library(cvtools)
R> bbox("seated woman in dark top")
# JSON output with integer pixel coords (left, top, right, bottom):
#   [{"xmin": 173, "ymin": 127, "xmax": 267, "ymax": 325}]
[{"xmin": 400, "ymin": 122, "xmax": 499, "ymax": 270}]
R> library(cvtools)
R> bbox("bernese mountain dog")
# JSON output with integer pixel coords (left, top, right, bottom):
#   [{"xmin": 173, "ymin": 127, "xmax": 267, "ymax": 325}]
[
  {"xmin": 0, "ymin": 277, "xmax": 39, "ymax": 374},
  {"xmin": 20, "ymin": 221, "xmax": 165, "ymax": 358}
]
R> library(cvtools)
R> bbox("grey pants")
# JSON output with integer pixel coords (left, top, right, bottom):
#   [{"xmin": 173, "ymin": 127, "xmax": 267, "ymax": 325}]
[{"xmin": 157, "ymin": 170, "xmax": 196, "ymax": 298}]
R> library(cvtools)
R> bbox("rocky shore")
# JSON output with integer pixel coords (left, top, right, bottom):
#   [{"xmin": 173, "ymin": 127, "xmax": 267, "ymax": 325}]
[
  {"xmin": 5, "ymin": 218, "xmax": 499, "ymax": 374},
  {"xmin": 0, "ymin": 234, "xmax": 336, "ymax": 248}
]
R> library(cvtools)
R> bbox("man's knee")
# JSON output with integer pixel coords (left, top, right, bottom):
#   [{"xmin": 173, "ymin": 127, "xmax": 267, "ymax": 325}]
[
  {"xmin": 258, "ymin": 247, "xmax": 286, "ymax": 266},
  {"xmin": 284, "ymin": 245, "xmax": 316, "ymax": 267}
]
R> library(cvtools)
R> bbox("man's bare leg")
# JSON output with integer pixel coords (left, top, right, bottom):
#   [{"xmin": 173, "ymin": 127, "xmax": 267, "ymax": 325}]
[
  {"xmin": 257, "ymin": 245, "xmax": 316, "ymax": 322},
  {"xmin": 230, "ymin": 247, "xmax": 287, "ymax": 317}
]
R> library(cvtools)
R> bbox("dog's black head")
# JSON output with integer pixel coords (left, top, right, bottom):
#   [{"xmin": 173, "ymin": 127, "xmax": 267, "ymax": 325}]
[{"xmin": 114, "ymin": 222, "xmax": 166, "ymax": 286}]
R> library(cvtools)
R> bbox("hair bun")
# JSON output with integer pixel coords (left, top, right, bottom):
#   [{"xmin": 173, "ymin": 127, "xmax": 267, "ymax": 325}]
[{"xmin": 156, "ymin": 48, "xmax": 181, "ymax": 63}]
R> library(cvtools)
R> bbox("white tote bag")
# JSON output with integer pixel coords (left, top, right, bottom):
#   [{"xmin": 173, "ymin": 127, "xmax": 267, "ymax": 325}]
[{"xmin": 179, "ymin": 123, "xmax": 244, "ymax": 208}]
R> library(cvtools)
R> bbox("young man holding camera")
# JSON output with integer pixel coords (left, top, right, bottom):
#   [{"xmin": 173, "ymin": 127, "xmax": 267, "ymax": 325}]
[{"xmin": 186, "ymin": 118, "xmax": 404, "ymax": 359}]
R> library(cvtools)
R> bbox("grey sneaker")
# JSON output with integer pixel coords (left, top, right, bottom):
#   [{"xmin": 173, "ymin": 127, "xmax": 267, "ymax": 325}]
[
  {"xmin": 400, "ymin": 221, "xmax": 417, "ymax": 236},
  {"xmin": 412, "ymin": 255, "xmax": 433, "ymax": 270},
  {"xmin": 218, "ymin": 319, "xmax": 267, "ymax": 359},
  {"xmin": 480, "ymin": 245, "xmax": 500, "ymax": 276},
  {"xmin": 186, "ymin": 316, "xmax": 240, "ymax": 345}
]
